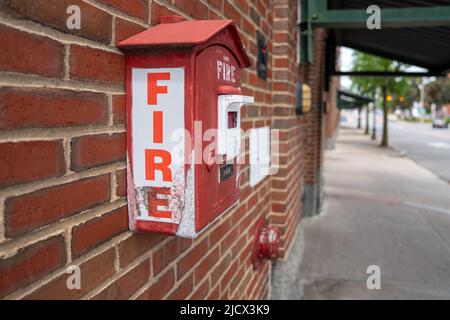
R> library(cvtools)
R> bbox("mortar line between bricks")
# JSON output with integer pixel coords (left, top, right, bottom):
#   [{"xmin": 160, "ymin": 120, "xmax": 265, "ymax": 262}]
[
  {"xmin": 0, "ymin": 162, "xmax": 126, "ymax": 200},
  {"xmin": 224, "ymin": 1, "xmax": 261, "ymax": 25},
  {"xmin": 107, "ymin": 94, "xmax": 115, "ymax": 127},
  {"xmin": 150, "ymin": 227, "xmax": 219, "ymax": 297},
  {"xmin": 273, "ymin": 42, "xmax": 297, "ymax": 47},
  {"xmin": 230, "ymin": 269, "xmax": 247, "ymax": 299},
  {"xmin": 152, "ymin": 0, "xmax": 192, "ymax": 21},
  {"xmin": 127, "ymin": 235, "xmax": 178, "ymax": 299},
  {"xmin": 63, "ymin": 138, "xmax": 72, "ymax": 175},
  {"xmin": 165, "ymin": 240, "xmax": 222, "ymax": 300},
  {"xmin": 248, "ymin": 275, "xmax": 259, "ymax": 299},
  {"xmin": 272, "ymin": 115, "xmax": 299, "ymax": 120},
  {"xmin": 273, "ymin": 54, "xmax": 290, "ymax": 59},
  {"xmin": 187, "ymin": 276, "xmax": 210, "ymax": 299},
  {"xmin": 250, "ymin": 266, "xmax": 268, "ymax": 299},
  {"xmin": 0, "ymin": 125, "xmax": 126, "ymax": 143},
  {"xmin": 110, "ymin": 171, "xmax": 118, "ymax": 202},
  {"xmin": 270, "ymin": 79, "xmax": 296, "ymax": 84},
  {"xmin": 242, "ymin": 83, "xmax": 273, "ymax": 92},
  {"xmin": 0, "ymin": 199, "xmax": 127, "ymax": 259},
  {"xmin": 213, "ymin": 234, "xmax": 255, "ymax": 292},
  {"xmin": 232, "ymin": 267, "xmax": 253, "ymax": 298},
  {"xmin": 147, "ymin": 252, "xmax": 153, "ymax": 282},
  {"xmin": 0, "ymin": 197, "xmax": 5, "ymax": 243},
  {"xmin": 114, "ymin": 245, "xmax": 121, "ymax": 272},
  {"xmin": 208, "ymin": 283, "xmax": 220, "ymax": 299},
  {"xmin": 110, "ymin": 15, "xmax": 116, "ymax": 47},
  {"xmin": 63, "ymin": 45, "xmax": 70, "ymax": 80},
  {"xmin": 84, "ymin": 0, "xmax": 150, "ymax": 28},
  {"xmin": 64, "ymin": 228, "xmax": 72, "ymax": 263},
  {"xmin": 273, "ymin": 3, "xmax": 290, "ymax": 8},
  {"xmin": 0, "ymin": 72, "xmax": 125, "ymax": 94},
  {"xmin": 129, "ymin": 280, "xmax": 150, "ymax": 300},
  {"xmin": 82, "ymin": 245, "xmax": 155, "ymax": 300},
  {"xmin": 253, "ymin": 265, "xmax": 270, "ymax": 298},
  {"xmin": 4, "ymin": 233, "xmax": 130, "ymax": 300},
  {"xmin": 129, "ymin": 265, "xmax": 173, "ymax": 300},
  {"xmin": 147, "ymin": 0, "xmax": 152, "ymax": 25},
  {"xmin": 279, "ymin": 219, "xmax": 303, "ymax": 262},
  {"xmin": 208, "ymin": 6, "xmax": 223, "ymax": 20},
  {"xmin": 223, "ymin": 251, "xmax": 250, "ymax": 298},
  {"xmin": 272, "ymin": 67, "xmax": 294, "ymax": 72},
  {"xmin": 268, "ymin": 90, "xmax": 294, "ymax": 95},
  {"xmin": 3, "ymin": 234, "xmax": 70, "ymax": 300},
  {"xmin": 0, "ymin": 12, "xmax": 122, "ymax": 54},
  {"xmin": 272, "ymin": 18, "xmax": 290, "ymax": 22}
]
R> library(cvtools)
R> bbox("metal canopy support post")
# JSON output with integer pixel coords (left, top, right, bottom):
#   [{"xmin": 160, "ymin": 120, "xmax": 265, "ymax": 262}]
[{"xmin": 324, "ymin": 34, "xmax": 336, "ymax": 91}]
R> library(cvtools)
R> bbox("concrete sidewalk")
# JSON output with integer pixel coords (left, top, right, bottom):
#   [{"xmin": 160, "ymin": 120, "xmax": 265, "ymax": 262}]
[{"xmin": 300, "ymin": 127, "xmax": 450, "ymax": 299}]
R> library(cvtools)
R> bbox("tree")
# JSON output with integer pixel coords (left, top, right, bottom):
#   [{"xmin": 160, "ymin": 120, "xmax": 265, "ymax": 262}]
[
  {"xmin": 402, "ymin": 82, "xmax": 420, "ymax": 111},
  {"xmin": 425, "ymin": 78, "xmax": 450, "ymax": 109},
  {"xmin": 350, "ymin": 51, "xmax": 410, "ymax": 147}
]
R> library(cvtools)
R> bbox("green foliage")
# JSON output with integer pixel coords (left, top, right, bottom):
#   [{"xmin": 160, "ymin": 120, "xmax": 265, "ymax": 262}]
[
  {"xmin": 403, "ymin": 83, "xmax": 420, "ymax": 109},
  {"xmin": 349, "ymin": 51, "xmax": 415, "ymax": 108},
  {"xmin": 347, "ymin": 50, "xmax": 420, "ymax": 147},
  {"xmin": 425, "ymin": 78, "xmax": 450, "ymax": 107}
]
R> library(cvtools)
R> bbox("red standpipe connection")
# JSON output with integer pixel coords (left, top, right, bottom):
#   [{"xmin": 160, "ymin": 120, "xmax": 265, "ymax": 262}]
[{"xmin": 252, "ymin": 218, "xmax": 280, "ymax": 270}]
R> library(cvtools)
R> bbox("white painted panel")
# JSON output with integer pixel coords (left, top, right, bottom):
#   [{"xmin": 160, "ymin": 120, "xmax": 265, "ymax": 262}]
[
  {"xmin": 249, "ymin": 126, "xmax": 271, "ymax": 187},
  {"xmin": 131, "ymin": 67, "xmax": 185, "ymax": 222}
]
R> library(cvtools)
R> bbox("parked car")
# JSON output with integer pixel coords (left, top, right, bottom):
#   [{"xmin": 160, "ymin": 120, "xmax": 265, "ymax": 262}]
[{"xmin": 432, "ymin": 118, "xmax": 448, "ymax": 129}]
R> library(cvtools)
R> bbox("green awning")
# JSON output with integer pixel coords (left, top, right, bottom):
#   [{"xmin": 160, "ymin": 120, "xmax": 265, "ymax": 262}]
[
  {"xmin": 304, "ymin": 0, "xmax": 450, "ymax": 74},
  {"xmin": 337, "ymin": 90, "xmax": 373, "ymax": 110}
]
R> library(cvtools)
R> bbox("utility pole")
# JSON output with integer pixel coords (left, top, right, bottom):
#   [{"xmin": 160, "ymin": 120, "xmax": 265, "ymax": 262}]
[
  {"xmin": 419, "ymin": 77, "xmax": 432, "ymax": 119},
  {"xmin": 419, "ymin": 79, "xmax": 425, "ymax": 112},
  {"xmin": 365, "ymin": 104, "xmax": 370, "ymax": 135},
  {"xmin": 371, "ymin": 102, "xmax": 376, "ymax": 140},
  {"xmin": 357, "ymin": 107, "xmax": 362, "ymax": 129}
]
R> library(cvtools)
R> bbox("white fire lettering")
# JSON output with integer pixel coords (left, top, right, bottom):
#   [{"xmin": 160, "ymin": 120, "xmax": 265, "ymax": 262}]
[{"xmin": 217, "ymin": 59, "xmax": 236, "ymax": 83}]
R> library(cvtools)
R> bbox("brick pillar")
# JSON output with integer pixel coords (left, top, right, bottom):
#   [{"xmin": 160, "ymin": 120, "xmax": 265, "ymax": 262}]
[
  {"xmin": 300, "ymin": 28, "xmax": 327, "ymax": 218},
  {"xmin": 325, "ymin": 74, "xmax": 341, "ymax": 150}
]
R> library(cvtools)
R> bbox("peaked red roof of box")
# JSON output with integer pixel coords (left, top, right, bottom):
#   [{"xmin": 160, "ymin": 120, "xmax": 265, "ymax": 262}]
[{"xmin": 118, "ymin": 18, "xmax": 251, "ymax": 67}]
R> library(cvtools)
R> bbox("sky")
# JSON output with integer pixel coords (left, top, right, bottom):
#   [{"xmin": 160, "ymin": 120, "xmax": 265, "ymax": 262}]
[
  {"xmin": 338, "ymin": 47, "xmax": 428, "ymax": 90},
  {"xmin": 339, "ymin": 47, "xmax": 354, "ymax": 90}
]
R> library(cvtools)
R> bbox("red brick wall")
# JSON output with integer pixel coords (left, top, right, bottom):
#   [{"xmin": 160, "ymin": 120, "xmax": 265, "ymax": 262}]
[
  {"xmin": 270, "ymin": 0, "xmax": 303, "ymax": 257},
  {"xmin": 0, "ymin": 0, "xmax": 326, "ymax": 300}
]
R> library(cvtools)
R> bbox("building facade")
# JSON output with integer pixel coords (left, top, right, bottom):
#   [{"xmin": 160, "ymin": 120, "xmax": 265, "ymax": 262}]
[{"xmin": 0, "ymin": 0, "xmax": 338, "ymax": 299}]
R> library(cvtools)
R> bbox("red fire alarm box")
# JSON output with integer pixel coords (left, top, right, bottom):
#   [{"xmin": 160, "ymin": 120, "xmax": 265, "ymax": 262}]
[{"xmin": 118, "ymin": 16, "xmax": 253, "ymax": 238}]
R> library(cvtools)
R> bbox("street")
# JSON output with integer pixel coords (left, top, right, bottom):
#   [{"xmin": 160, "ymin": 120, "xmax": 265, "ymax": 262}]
[
  {"xmin": 342, "ymin": 110, "xmax": 450, "ymax": 183},
  {"xmin": 389, "ymin": 120, "xmax": 450, "ymax": 183}
]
